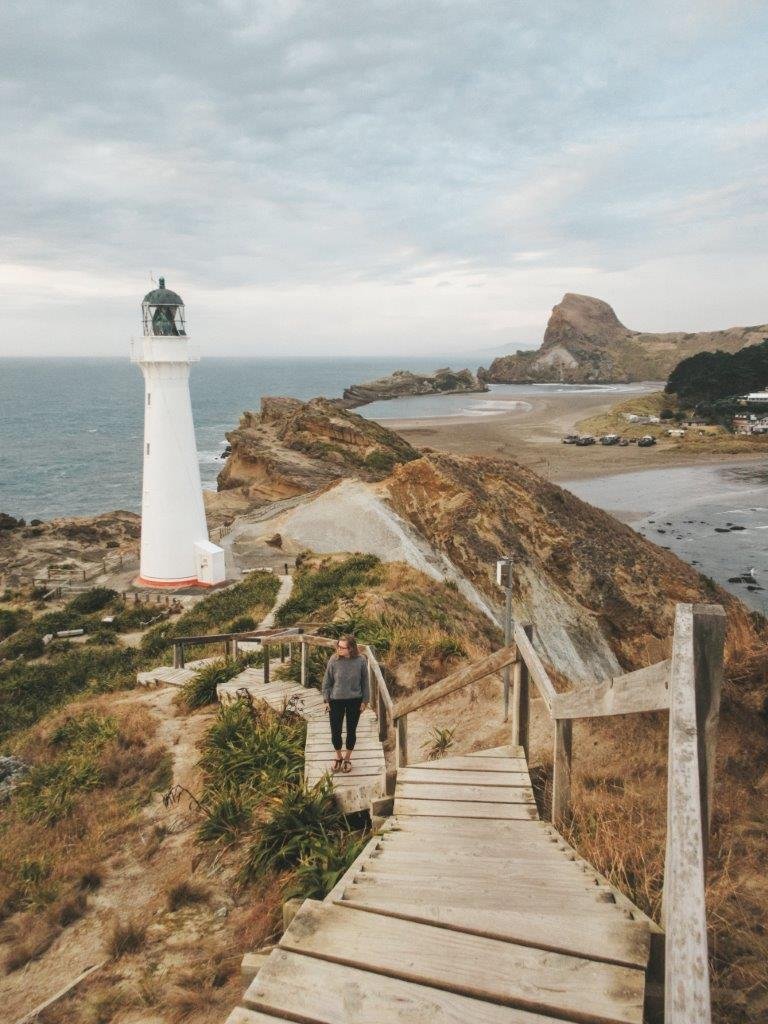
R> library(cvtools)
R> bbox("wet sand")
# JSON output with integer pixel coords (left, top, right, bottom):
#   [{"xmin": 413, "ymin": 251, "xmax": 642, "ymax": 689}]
[{"xmin": 387, "ymin": 388, "xmax": 766, "ymax": 483}]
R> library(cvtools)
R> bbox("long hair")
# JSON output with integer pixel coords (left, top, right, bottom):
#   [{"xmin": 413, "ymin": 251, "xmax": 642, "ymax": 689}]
[{"xmin": 338, "ymin": 634, "xmax": 360, "ymax": 657}]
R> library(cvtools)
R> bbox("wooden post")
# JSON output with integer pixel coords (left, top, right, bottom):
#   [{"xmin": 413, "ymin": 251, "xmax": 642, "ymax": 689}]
[
  {"xmin": 512, "ymin": 623, "xmax": 532, "ymax": 757},
  {"xmin": 173, "ymin": 643, "xmax": 181, "ymax": 669},
  {"xmin": 396, "ymin": 715, "xmax": 408, "ymax": 768},
  {"xmin": 552, "ymin": 718, "xmax": 573, "ymax": 829},
  {"xmin": 178, "ymin": 642, "xmax": 185, "ymax": 669},
  {"xmin": 300, "ymin": 641, "xmax": 307, "ymax": 687},
  {"xmin": 263, "ymin": 644, "xmax": 270, "ymax": 685},
  {"xmin": 280, "ymin": 643, "xmax": 286, "ymax": 663},
  {"xmin": 663, "ymin": 602, "xmax": 725, "ymax": 1024}
]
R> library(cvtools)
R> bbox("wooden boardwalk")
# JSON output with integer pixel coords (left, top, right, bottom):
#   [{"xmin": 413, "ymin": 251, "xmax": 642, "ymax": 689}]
[
  {"xmin": 226, "ymin": 744, "xmax": 654, "ymax": 1024},
  {"xmin": 218, "ymin": 662, "xmax": 386, "ymax": 812}
]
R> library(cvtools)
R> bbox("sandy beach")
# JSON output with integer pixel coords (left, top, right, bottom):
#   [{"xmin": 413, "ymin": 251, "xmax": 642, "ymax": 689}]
[{"xmin": 384, "ymin": 386, "xmax": 767, "ymax": 483}]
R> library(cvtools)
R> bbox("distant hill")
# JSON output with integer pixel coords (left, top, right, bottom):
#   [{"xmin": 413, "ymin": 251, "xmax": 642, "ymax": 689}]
[{"xmin": 481, "ymin": 293, "xmax": 768, "ymax": 384}]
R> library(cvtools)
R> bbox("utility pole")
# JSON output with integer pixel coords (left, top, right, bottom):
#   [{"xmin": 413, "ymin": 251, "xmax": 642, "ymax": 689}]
[{"xmin": 496, "ymin": 556, "xmax": 514, "ymax": 721}]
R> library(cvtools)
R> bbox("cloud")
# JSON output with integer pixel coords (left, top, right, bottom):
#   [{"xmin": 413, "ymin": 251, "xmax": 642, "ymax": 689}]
[{"xmin": 0, "ymin": 0, "xmax": 766, "ymax": 355}]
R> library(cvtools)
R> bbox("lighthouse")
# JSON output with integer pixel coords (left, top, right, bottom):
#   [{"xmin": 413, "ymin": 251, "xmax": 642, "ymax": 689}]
[{"xmin": 132, "ymin": 278, "xmax": 225, "ymax": 588}]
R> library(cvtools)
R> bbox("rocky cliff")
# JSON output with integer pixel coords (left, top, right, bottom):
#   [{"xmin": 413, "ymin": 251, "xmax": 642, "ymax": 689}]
[
  {"xmin": 385, "ymin": 452, "xmax": 756, "ymax": 677},
  {"xmin": 482, "ymin": 293, "xmax": 768, "ymax": 383},
  {"xmin": 216, "ymin": 396, "xmax": 419, "ymax": 505},
  {"xmin": 342, "ymin": 367, "xmax": 487, "ymax": 407}
]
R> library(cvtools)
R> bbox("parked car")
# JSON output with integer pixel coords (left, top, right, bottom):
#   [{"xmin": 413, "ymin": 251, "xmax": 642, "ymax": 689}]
[
  {"xmin": 599, "ymin": 434, "xmax": 620, "ymax": 445},
  {"xmin": 618, "ymin": 438, "xmax": 630, "ymax": 446},
  {"xmin": 562, "ymin": 434, "xmax": 580, "ymax": 444},
  {"xmin": 575, "ymin": 435, "xmax": 596, "ymax": 446},
  {"xmin": 638, "ymin": 435, "xmax": 657, "ymax": 447}
]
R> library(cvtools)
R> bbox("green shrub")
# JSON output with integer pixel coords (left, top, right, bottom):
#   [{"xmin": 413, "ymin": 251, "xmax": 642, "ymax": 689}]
[
  {"xmin": 199, "ymin": 699, "xmax": 304, "ymax": 791},
  {"xmin": 85, "ymin": 629, "xmax": 118, "ymax": 646},
  {"xmin": 177, "ymin": 659, "xmax": 243, "ymax": 711},
  {"xmin": 66, "ymin": 588, "xmax": 117, "ymax": 614},
  {"xmin": 229, "ymin": 615, "xmax": 256, "ymax": 633},
  {"xmin": 0, "ymin": 608, "xmax": 26, "ymax": 641},
  {"xmin": 0, "ymin": 627, "xmax": 45, "ymax": 661},
  {"xmin": 242, "ymin": 778, "xmax": 343, "ymax": 879},
  {"xmin": 285, "ymin": 831, "xmax": 369, "ymax": 900},
  {"xmin": 363, "ymin": 450, "xmax": 396, "ymax": 473},
  {"xmin": 0, "ymin": 647, "xmax": 139, "ymax": 742},
  {"xmin": 276, "ymin": 555, "xmax": 382, "ymax": 626}
]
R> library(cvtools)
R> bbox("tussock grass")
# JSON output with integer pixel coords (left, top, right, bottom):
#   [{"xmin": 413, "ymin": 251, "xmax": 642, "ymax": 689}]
[
  {"xmin": 275, "ymin": 554, "xmax": 383, "ymax": 626},
  {"xmin": 108, "ymin": 916, "xmax": 148, "ymax": 958},
  {"xmin": 177, "ymin": 658, "xmax": 245, "ymax": 711},
  {"xmin": 167, "ymin": 880, "xmax": 208, "ymax": 911}
]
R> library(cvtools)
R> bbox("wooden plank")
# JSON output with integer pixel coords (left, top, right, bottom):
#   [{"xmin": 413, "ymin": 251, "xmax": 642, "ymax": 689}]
[
  {"xmin": 386, "ymin": 815, "xmax": 548, "ymax": 834},
  {"xmin": 396, "ymin": 715, "xmax": 408, "ymax": 767},
  {"xmin": 280, "ymin": 901, "xmax": 645, "ymax": 1024},
  {"xmin": 245, "ymin": 948, "xmax": 565, "ymax": 1024},
  {"xmin": 397, "ymin": 767, "xmax": 532, "ymax": 787},
  {"xmin": 395, "ymin": 783, "xmax": 535, "ymax": 804},
  {"xmin": 462, "ymin": 744, "xmax": 525, "ymax": 757},
  {"xmin": 418, "ymin": 755, "xmax": 529, "ymax": 772},
  {"xmin": 226, "ymin": 1008, "xmax": 292, "ymax": 1024},
  {"xmin": 552, "ymin": 718, "xmax": 573, "ymax": 829},
  {"xmin": 333, "ymin": 897, "xmax": 651, "ymax": 969},
  {"xmin": 551, "ymin": 660, "xmax": 671, "ymax": 721},
  {"xmin": 513, "ymin": 623, "xmax": 557, "ymax": 712},
  {"xmin": 393, "ymin": 643, "xmax": 518, "ymax": 718},
  {"xmin": 348, "ymin": 871, "xmax": 613, "ymax": 900},
  {"xmin": 663, "ymin": 603, "xmax": 725, "ymax": 1024},
  {"xmin": 358, "ymin": 863, "xmax": 607, "ymax": 891},
  {"xmin": 394, "ymin": 799, "xmax": 537, "ymax": 820},
  {"xmin": 12, "ymin": 961, "xmax": 107, "ymax": 1024},
  {"xmin": 372, "ymin": 841, "xmax": 579, "ymax": 863}
]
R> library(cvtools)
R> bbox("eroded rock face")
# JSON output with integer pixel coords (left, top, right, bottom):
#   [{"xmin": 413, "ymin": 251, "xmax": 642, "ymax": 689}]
[
  {"xmin": 342, "ymin": 367, "xmax": 487, "ymax": 407},
  {"xmin": 217, "ymin": 396, "xmax": 419, "ymax": 505},
  {"xmin": 386, "ymin": 452, "xmax": 752, "ymax": 677},
  {"xmin": 482, "ymin": 293, "xmax": 768, "ymax": 383}
]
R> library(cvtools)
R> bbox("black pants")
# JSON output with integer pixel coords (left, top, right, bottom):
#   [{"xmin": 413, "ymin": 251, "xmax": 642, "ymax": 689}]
[{"xmin": 329, "ymin": 698, "xmax": 363, "ymax": 751}]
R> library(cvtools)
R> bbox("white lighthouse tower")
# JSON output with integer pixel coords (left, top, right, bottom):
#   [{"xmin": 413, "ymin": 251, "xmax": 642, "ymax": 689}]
[{"xmin": 132, "ymin": 278, "xmax": 225, "ymax": 588}]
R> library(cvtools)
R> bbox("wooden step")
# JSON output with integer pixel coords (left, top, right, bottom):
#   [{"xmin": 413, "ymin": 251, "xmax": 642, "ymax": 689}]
[
  {"xmin": 419, "ymin": 755, "xmax": 529, "ymax": 772},
  {"xmin": 244, "ymin": 948, "xmax": 566, "ymax": 1023},
  {"xmin": 397, "ymin": 767, "xmax": 532, "ymax": 786},
  {"xmin": 278, "ymin": 901, "xmax": 645, "ymax": 1024},
  {"xmin": 394, "ymin": 798, "xmax": 538, "ymax": 820},
  {"xmin": 395, "ymin": 782, "xmax": 535, "ymax": 804},
  {"xmin": 331, "ymin": 896, "xmax": 651, "ymax": 969},
  {"xmin": 344, "ymin": 874, "xmax": 619, "ymax": 908}
]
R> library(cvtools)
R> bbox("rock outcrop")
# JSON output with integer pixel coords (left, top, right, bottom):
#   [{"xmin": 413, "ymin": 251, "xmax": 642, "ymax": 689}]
[
  {"xmin": 0, "ymin": 510, "xmax": 140, "ymax": 581},
  {"xmin": 385, "ymin": 452, "xmax": 754, "ymax": 677},
  {"xmin": 216, "ymin": 396, "xmax": 419, "ymax": 505},
  {"xmin": 482, "ymin": 293, "xmax": 768, "ymax": 383},
  {"xmin": 342, "ymin": 367, "xmax": 487, "ymax": 407}
]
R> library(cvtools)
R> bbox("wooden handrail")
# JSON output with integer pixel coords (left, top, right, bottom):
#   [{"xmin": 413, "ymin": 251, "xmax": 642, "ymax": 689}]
[
  {"xmin": 551, "ymin": 659, "xmax": 671, "ymax": 720},
  {"xmin": 512, "ymin": 623, "xmax": 557, "ymax": 712},
  {"xmin": 663, "ymin": 603, "xmax": 725, "ymax": 1024},
  {"xmin": 393, "ymin": 643, "xmax": 518, "ymax": 719}
]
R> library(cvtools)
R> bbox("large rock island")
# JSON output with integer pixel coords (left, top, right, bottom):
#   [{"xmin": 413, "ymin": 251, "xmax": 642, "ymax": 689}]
[
  {"xmin": 482, "ymin": 292, "xmax": 768, "ymax": 383},
  {"xmin": 342, "ymin": 367, "xmax": 487, "ymax": 407},
  {"xmin": 216, "ymin": 395, "xmax": 419, "ymax": 505}
]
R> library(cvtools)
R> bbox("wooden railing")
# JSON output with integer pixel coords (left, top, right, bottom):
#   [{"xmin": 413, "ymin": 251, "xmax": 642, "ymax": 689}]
[{"xmin": 386, "ymin": 601, "xmax": 725, "ymax": 1023}]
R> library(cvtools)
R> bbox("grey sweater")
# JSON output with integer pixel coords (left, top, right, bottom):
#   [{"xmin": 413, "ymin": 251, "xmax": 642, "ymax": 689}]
[{"xmin": 322, "ymin": 654, "xmax": 370, "ymax": 702}]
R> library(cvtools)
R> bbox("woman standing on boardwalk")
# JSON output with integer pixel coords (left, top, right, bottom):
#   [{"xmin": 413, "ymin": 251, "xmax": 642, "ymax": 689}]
[{"xmin": 322, "ymin": 635, "xmax": 369, "ymax": 774}]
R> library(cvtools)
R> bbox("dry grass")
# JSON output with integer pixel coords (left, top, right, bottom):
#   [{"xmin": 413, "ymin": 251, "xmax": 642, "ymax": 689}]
[{"xmin": 107, "ymin": 916, "xmax": 148, "ymax": 959}]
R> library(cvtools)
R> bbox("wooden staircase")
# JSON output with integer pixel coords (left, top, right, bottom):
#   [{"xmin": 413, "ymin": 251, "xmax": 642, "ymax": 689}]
[
  {"xmin": 218, "ymin": 659, "xmax": 387, "ymax": 813},
  {"xmin": 226, "ymin": 744, "xmax": 654, "ymax": 1024}
]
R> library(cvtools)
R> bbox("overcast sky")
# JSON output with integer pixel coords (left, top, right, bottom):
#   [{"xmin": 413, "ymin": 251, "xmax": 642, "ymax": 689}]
[{"xmin": 1, "ymin": 1, "xmax": 766, "ymax": 358}]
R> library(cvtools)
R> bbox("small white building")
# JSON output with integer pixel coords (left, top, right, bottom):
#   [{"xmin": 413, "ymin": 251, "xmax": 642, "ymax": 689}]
[
  {"xmin": 746, "ymin": 391, "xmax": 768, "ymax": 404},
  {"xmin": 131, "ymin": 279, "xmax": 225, "ymax": 588}
]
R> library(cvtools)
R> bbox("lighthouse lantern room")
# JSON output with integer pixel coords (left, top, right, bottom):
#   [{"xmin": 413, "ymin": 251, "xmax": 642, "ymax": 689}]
[{"xmin": 132, "ymin": 278, "xmax": 225, "ymax": 588}]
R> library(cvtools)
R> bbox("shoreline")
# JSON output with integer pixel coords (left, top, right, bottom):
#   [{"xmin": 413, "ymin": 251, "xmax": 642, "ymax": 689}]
[{"xmin": 386, "ymin": 387, "xmax": 768, "ymax": 483}]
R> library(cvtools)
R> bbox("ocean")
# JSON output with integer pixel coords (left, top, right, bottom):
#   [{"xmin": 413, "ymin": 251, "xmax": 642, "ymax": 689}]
[{"xmin": 0, "ymin": 355, "xmax": 485, "ymax": 520}]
